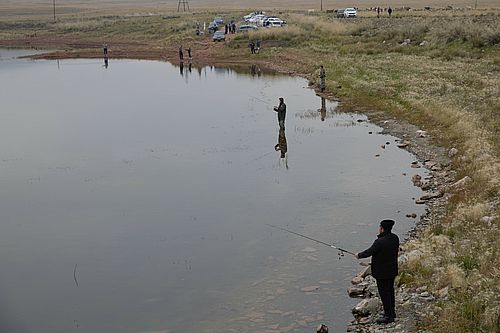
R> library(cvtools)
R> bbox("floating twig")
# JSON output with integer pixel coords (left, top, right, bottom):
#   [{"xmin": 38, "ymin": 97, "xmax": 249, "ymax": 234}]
[{"xmin": 73, "ymin": 264, "xmax": 79, "ymax": 287}]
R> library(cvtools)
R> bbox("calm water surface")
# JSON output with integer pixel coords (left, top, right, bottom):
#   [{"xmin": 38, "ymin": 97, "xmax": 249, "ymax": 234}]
[{"xmin": 0, "ymin": 51, "xmax": 426, "ymax": 333}]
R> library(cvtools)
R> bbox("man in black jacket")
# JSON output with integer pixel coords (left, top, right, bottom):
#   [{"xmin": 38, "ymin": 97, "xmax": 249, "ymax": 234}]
[
  {"xmin": 356, "ymin": 219, "xmax": 399, "ymax": 324},
  {"xmin": 273, "ymin": 97, "xmax": 286, "ymax": 129}
]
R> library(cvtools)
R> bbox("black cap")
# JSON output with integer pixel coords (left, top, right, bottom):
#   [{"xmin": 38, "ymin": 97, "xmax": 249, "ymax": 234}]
[{"xmin": 380, "ymin": 219, "xmax": 395, "ymax": 231}]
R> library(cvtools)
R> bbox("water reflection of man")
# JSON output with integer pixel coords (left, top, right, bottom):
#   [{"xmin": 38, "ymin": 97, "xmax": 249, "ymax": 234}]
[
  {"xmin": 251, "ymin": 64, "xmax": 256, "ymax": 76},
  {"xmin": 319, "ymin": 97, "xmax": 326, "ymax": 121},
  {"xmin": 179, "ymin": 62, "xmax": 184, "ymax": 76},
  {"xmin": 275, "ymin": 127, "xmax": 288, "ymax": 158},
  {"xmin": 103, "ymin": 57, "xmax": 109, "ymax": 69},
  {"xmin": 188, "ymin": 62, "xmax": 192, "ymax": 73}
]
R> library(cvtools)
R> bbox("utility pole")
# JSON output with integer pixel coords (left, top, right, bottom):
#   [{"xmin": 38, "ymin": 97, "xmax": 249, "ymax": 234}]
[
  {"xmin": 177, "ymin": 0, "xmax": 190, "ymax": 12},
  {"xmin": 475, "ymin": 0, "xmax": 478, "ymax": 9},
  {"xmin": 53, "ymin": 0, "xmax": 56, "ymax": 22},
  {"xmin": 320, "ymin": 0, "xmax": 323, "ymax": 11}
]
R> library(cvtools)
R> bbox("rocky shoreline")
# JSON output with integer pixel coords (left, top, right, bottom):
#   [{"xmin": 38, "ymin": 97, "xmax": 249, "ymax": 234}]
[{"xmin": 341, "ymin": 112, "xmax": 468, "ymax": 333}]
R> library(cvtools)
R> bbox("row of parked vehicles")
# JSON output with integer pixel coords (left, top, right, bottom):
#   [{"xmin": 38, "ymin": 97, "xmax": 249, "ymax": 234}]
[
  {"xmin": 243, "ymin": 11, "xmax": 286, "ymax": 27},
  {"xmin": 208, "ymin": 12, "xmax": 287, "ymax": 41}
]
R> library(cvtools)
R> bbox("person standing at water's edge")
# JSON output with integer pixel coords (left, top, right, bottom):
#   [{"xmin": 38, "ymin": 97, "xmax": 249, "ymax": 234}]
[
  {"xmin": 319, "ymin": 65, "xmax": 326, "ymax": 92},
  {"xmin": 179, "ymin": 46, "xmax": 184, "ymax": 61},
  {"xmin": 274, "ymin": 97, "xmax": 286, "ymax": 129},
  {"xmin": 355, "ymin": 219, "xmax": 399, "ymax": 324}
]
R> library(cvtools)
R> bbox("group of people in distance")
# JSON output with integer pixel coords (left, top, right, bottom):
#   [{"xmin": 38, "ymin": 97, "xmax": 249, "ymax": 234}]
[{"xmin": 224, "ymin": 22, "xmax": 237, "ymax": 34}]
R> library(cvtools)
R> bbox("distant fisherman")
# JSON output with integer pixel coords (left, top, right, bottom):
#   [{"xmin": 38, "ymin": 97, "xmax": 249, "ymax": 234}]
[
  {"xmin": 273, "ymin": 97, "xmax": 286, "ymax": 129},
  {"xmin": 249, "ymin": 41, "xmax": 255, "ymax": 54},
  {"xmin": 187, "ymin": 47, "xmax": 192, "ymax": 59},
  {"xmin": 356, "ymin": 220, "xmax": 399, "ymax": 324},
  {"xmin": 319, "ymin": 65, "xmax": 326, "ymax": 92},
  {"xmin": 103, "ymin": 43, "xmax": 108, "ymax": 56}
]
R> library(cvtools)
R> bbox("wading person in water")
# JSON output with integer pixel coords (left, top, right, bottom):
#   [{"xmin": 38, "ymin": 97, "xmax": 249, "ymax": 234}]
[
  {"xmin": 273, "ymin": 97, "xmax": 286, "ymax": 129},
  {"xmin": 187, "ymin": 47, "xmax": 192, "ymax": 59},
  {"xmin": 103, "ymin": 43, "xmax": 108, "ymax": 56},
  {"xmin": 355, "ymin": 220, "xmax": 399, "ymax": 324}
]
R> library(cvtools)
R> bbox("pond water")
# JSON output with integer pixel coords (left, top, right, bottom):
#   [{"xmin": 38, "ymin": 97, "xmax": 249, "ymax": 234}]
[{"xmin": 0, "ymin": 51, "xmax": 426, "ymax": 333}]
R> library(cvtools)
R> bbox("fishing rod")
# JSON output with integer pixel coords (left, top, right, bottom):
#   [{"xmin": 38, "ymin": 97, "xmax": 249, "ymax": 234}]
[
  {"xmin": 266, "ymin": 224, "xmax": 356, "ymax": 256},
  {"xmin": 249, "ymin": 95, "xmax": 273, "ymax": 106}
]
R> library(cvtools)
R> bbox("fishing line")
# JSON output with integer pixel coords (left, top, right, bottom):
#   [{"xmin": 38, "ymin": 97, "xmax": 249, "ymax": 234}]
[{"xmin": 266, "ymin": 224, "xmax": 356, "ymax": 256}]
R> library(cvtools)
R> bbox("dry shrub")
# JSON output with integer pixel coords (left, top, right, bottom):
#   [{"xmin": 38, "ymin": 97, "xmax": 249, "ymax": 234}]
[
  {"xmin": 290, "ymin": 14, "xmax": 348, "ymax": 35},
  {"xmin": 246, "ymin": 25, "xmax": 307, "ymax": 42}
]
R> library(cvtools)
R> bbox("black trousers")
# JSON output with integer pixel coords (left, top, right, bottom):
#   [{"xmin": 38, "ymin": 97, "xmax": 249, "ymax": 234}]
[{"xmin": 376, "ymin": 278, "xmax": 396, "ymax": 318}]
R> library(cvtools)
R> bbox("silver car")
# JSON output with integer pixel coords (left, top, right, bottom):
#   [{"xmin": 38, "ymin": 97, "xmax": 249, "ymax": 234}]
[
  {"xmin": 213, "ymin": 31, "xmax": 225, "ymax": 41},
  {"xmin": 238, "ymin": 25, "xmax": 258, "ymax": 32}
]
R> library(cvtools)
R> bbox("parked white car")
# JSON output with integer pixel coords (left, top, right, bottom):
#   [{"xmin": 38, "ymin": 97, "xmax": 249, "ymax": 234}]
[
  {"xmin": 248, "ymin": 14, "xmax": 267, "ymax": 25},
  {"xmin": 264, "ymin": 17, "xmax": 286, "ymax": 27},
  {"xmin": 344, "ymin": 8, "xmax": 358, "ymax": 17},
  {"xmin": 244, "ymin": 11, "xmax": 265, "ymax": 22}
]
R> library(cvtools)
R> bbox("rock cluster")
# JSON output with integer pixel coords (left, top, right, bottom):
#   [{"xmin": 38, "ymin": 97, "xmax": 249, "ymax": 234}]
[{"xmin": 347, "ymin": 264, "xmax": 448, "ymax": 333}]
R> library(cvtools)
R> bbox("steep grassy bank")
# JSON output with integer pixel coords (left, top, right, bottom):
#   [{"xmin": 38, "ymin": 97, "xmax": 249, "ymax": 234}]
[{"xmin": 1, "ymin": 8, "xmax": 499, "ymax": 332}]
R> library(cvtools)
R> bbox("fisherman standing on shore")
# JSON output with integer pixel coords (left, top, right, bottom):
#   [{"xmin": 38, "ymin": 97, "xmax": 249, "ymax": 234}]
[
  {"xmin": 355, "ymin": 220, "xmax": 399, "ymax": 324},
  {"xmin": 273, "ymin": 97, "xmax": 286, "ymax": 129},
  {"xmin": 319, "ymin": 65, "xmax": 326, "ymax": 92},
  {"xmin": 179, "ymin": 46, "xmax": 184, "ymax": 61}
]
